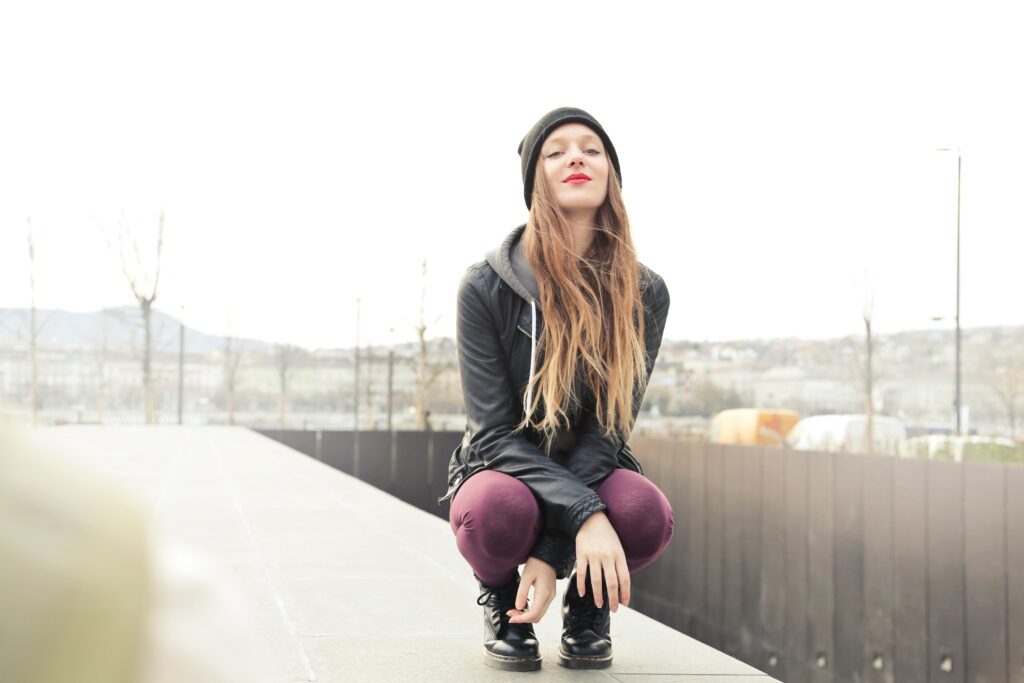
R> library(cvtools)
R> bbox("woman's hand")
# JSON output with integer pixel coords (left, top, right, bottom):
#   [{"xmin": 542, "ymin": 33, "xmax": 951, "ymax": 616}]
[
  {"xmin": 574, "ymin": 511, "xmax": 630, "ymax": 612},
  {"xmin": 506, "ymin": 557, "xmax": 557, "ymax": 624}
]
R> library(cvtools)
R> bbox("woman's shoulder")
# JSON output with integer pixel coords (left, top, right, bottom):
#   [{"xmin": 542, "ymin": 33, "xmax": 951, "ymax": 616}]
[
  {"xmin": 637, "ymin": 262, "xmax": 670, "ymax": 318},
  {"xmin": 459, "ymin": 258, "xmax": 496, "ymax": 285},
  {"xmin": 457, "ymin": 259, "xmax": 502, "ymax": 305},
  {"xmin": 637, "ymin": 261, "xmax": 667, "ymax": 292},
  {"xmin": 462, "ymin": 258, "xmax": 489, "ymax": 276}
]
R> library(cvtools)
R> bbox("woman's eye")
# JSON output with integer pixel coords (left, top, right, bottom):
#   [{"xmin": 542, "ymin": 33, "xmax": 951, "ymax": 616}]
[
  {"xmin": 546, "ymin": 151, "xmax": 562, "ymax": 158},
  {"xmin": 586, "ymin": 149, "xmax": 600, "ymax": 155}
]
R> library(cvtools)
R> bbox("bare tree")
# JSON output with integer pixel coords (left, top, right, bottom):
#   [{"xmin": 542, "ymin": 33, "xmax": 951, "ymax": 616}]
[
  {"xmin": 93, "ymin": 307, "xmax": 110, "ymax": 423},
  {"xmin": 413, "ymin": 259, "xmax": 454, "ymax": 429},
  {"xmin": 27, "ymin": 218, "xmax": 40, "ymax": 427},
  {"xmin": 364, "ymin": 342, "xmax": 375, "ymax": 429},
  {"xmin": 19, "ymin": 218, "xmax": 61, "ymax": 427},
  {"xmin": 223, "ymin": 333, "xmax": 243, "ymax": 426},
  {"xmin": 277, "ymin": 343, "xmax": 294, "ymax": 429},
  {"xmin": 99, "ymin": 210, "xmax": 165, "ymax": 424},
  {"xmin": 354, "ymin": 298, "xmax": 360, "ymax": 430},
  {"xmin": 20, "ymin": 218, "xmax": 59, "ymax": 426},
  {"xmin": 843, "ymin": 268, "xmax": 879, "ymax": 453},
  {"xmin": 860, "ymin": 270, "xmax": 876, "ymax": 454}
]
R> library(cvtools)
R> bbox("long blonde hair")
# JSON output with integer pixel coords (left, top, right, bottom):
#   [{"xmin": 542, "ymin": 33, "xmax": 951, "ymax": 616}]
[{"xmin": 514, "ymin": 159, "xmax": 649, "ymax": 452}]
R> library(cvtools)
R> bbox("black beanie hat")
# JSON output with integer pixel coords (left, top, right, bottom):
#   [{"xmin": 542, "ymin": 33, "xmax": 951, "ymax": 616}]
[{"xmin": 517, "ymin": 106, "xmax": 621, "ymax": 210}]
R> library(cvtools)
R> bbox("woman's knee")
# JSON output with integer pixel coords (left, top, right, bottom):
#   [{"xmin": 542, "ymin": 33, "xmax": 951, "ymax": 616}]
[
  {"xmin": 597, "ymin": 469, "xmax": 674, "ymax": 560},
  {"xmin": 449, "ymin": 470, "xmax": 541, "ymax": 545}
]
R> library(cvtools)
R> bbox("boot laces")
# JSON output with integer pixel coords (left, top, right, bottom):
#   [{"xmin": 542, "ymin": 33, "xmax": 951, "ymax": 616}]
[
  {"xmin": 476, "ymin": 578, "xmax": 519, "ymax": 608},
  {"xmin": 571, "ymin": 593, "xmax": 607, "ymax": 631},
  {"xmin": 568, "ymin": 572, "xmax": 608, "ymax": 631}
]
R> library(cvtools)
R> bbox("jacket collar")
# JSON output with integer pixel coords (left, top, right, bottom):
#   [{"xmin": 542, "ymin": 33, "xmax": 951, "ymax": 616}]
[{"xmin": 484, "ymin": 223, "xmax": 536, "ymax": 305}]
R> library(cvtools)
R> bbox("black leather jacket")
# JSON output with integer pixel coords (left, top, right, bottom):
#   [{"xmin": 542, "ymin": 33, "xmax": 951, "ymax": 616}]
[{"xmin": 437, "ymin": 223, "xmax": 671, "ymax": 578}]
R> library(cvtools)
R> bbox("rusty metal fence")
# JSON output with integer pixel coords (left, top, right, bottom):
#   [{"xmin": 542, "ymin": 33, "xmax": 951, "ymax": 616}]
[{"xmin": 254, "ymin": 429, "xmax": 1024, "ymax": 683}]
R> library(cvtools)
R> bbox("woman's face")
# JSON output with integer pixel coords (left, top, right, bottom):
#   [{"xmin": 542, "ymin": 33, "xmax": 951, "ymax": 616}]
[{"xmin": 539, "ymin": 122, "xmax": 609, "ymax": 214}]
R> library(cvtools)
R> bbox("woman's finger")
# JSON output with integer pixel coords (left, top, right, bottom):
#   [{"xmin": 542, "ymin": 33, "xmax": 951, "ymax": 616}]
[
  {"xmin": 576, "ymin": 558, "xmax": 588, "ymax": 598},
  {"xmin": 602, "ymin": 558, "xmax": 619, "ymax": 612},
  {"xmin": 514, "ymin": 573, "xmax": 531, "ymax": 612},
  {"xmin": 530, "ymin": 586, "xmax": 553, "ymax": 623},
  {"xmin": 507, "ymin": 608, "xmax": 530, "ymax": 623},
  {"xmin": 508, "ymin": 586, "xmax": 548, "ymax": 624},
  {"xmin": 615, "ymin": 554, "xmax": 631, "ymax": 607},
  {"xmin": 538, "ymin": 587, "xmax": 554, "ymax": 619},
  {"xmin": 590, "ymin": 559, "xmax": 604, "ymax": 608}
]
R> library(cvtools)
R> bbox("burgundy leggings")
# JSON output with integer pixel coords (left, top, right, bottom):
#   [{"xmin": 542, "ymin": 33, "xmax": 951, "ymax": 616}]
[{"xmin": 449, "ymin": 468, "xmax": 674, "ymax": 587}]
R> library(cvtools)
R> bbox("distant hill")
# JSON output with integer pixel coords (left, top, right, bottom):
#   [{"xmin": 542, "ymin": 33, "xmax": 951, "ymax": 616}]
[
  {"xmin": 0, "ymin": 307, "xmax": 456, "ymax": 356},
  {"xmin": 0, "ymin": 307, "xmax": 273, "ymax": 354}
]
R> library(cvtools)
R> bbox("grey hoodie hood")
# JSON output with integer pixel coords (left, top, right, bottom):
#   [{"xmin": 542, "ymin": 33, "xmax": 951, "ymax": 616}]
[
  {"xmin": 484, "ymin": 223, "xmax": 541, "ymax": 413},
  {"xmin": 484, "ymin": 223, "xmax": 535, "ymax": 304}
]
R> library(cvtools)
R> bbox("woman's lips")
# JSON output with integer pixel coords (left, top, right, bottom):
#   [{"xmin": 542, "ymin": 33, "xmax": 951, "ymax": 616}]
[{"xmin": 565, "ymin": 178, "xmax": 590, "ymax": 184}]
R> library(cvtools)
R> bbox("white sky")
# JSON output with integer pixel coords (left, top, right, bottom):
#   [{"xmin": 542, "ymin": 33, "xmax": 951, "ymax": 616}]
[{"xmin": 2, "ymin": 1, "xmax": 1021, "ymax": 350}]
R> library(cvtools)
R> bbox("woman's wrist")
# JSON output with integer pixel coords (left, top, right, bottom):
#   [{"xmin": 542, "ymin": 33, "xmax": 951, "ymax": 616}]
[
  {"xmin": 579, "ymin": 510, "xmax": 608, "ymax": 531},
  {"xmin": 525, "ymin": 556, "xmax": 555, "ymax": 574}
]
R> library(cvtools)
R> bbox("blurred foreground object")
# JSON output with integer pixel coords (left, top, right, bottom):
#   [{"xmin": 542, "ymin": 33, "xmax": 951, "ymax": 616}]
[{"xmin": 0, "ymin": 424, "xmax": 267, "ymax": 683}]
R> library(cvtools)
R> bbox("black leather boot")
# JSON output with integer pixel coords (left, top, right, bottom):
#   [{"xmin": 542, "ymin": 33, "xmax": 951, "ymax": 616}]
[
  {"xmin": 475, "ymin": 569, "xmax": 542, "ymax": 671},
  {"xmin": 558, "ymin": 567, "xmax": 613, "ymax": 669}
]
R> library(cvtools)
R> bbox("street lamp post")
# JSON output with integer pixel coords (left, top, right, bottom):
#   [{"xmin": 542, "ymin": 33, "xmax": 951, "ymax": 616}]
[{"xmin": 936, "ymin": 147, "xmax": 962, "ymax": 435}]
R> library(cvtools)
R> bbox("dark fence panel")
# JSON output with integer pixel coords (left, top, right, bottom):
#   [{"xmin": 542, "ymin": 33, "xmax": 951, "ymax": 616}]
[
  {"xmin": 321, "ymin": 431, "xmax": 355, "ymax": 475},
  {"xmin": 808, "ymin": 452, "xmax": 835, "ymax": 683},
  {"xmin": 964, "ymin": 461, "xmax": 1008, "ymax": 683},
  {"xmin": 784, "ymin": 449, "xmax": 809, "ymax": 683},
  {"xmin": 739, "ymin": 446, "xmax": 763, "ymax": 668},
  {"xmin": 760, "ymin": 446, "xmax": 787, "ymax": 680},
  {"xmin": 892, "ymin": 458, "xmax": 928, "ymax": 683},
  {"xmin": 833, "ymin": 453, "xmax": 865, "ymax": 683},
  {"xmin": 863, "ymin": 456, "xmax": 894, "ymax": 683},
  {"xmin": 1009, "ymin": 465, "xmax": 1024, "ymax": 683},
  {"xmin": 721, "ymin": 446, "xmax": 744, "ymax": 661},
  {"xmin": 928, "ymin": 460, "xmax": 966, "ymax": 683},
  {"xmin": 357, "ymin": 431, "xmax": 393, "ymax": 494},
  {"xmin": 705, "ymin": 443, "xmax": 725, "ymax": 652},
  {"xmin": 687, "ymin": 441, "xmax": 708, "ymax": 641},
  {"xmin": 394, "ymin": 431, "xmax": 430, "ymax": 512}
]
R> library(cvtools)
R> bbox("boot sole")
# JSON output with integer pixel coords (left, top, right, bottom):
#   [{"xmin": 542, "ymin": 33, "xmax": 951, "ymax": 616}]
[
  {"xmin": 557, "ymin": 648, "xmax": 613, "ymax": 669},
  {"xmin": 483, "ymin": 650, "xmax": 542, "ymax": 671}
]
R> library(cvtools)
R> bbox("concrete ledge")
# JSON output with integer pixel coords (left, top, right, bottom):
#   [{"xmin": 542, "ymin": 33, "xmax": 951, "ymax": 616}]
[{"xmin": 33, "ymin": 426, "xmax": 779, "ymax": 683}]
